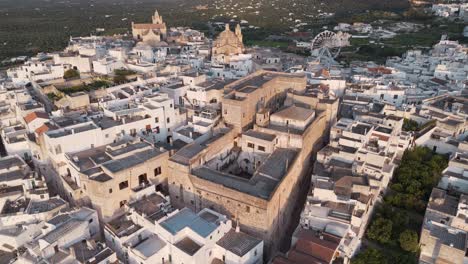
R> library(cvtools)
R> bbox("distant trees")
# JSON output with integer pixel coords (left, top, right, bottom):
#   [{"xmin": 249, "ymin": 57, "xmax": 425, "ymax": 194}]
[{"xmin": 63, "ymin": 69, "xmax": 80, "ymax": 80}]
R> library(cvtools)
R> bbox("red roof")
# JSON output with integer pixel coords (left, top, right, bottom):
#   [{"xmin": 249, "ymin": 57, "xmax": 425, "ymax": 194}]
[
  {"xmin": 35, "ymin": 123, "xmax": 57, "ymax": 135},
  {"xmin": 315, "ymin": 69, "xmax": 330, "ymax": 78},
  {"xmin": 24, "ymin": 111, "xmax": 49, "ymax": 124},
  {"xmin": 431, "ymin": 78, "xmax": 448, "ymax": 86},
  {"xmin": 368, "ymin": 67, "xmax": 392, "ymax": 74},
  {"xmin": 294, "ymin": 229, "xmax": 340, "ymax": 262},
  {"xmin": 274, "ymin": 229, "xmax": 340, "ymax": 264},
  {"xmin": 371, "ymin": 133, "xmax": 390, "ymax": 142},
  {"xmin": 271, "ymin": 256, "xmax": 297, "ymax": 264},
  {"xmin": 288, "ymin": 249, "xmax": 327, "ymax": 264}
]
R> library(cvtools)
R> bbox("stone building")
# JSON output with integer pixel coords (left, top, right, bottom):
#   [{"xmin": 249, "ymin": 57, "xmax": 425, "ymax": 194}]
[
  {"xmin": 166, "ymin": 71, "xmax": 332, "ymax": 258},
  {"xmin": 61, "ymin": 139, "xmax": 169, "ymax": 222},
  {"xmin": 222, "ymin": 70, "xmax": 307, "ymax": 132},
  {"xmin": 212, "ymin": 24, "xmax": 245, "ymax": 64},
  {"xmin": 132, "ymin": 10, "xmax": 167, "ymax": 47}
]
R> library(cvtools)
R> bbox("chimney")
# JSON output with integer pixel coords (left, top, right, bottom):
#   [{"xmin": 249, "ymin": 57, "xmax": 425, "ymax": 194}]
[
  {"xmin": 225, "ymin": 23, "xmax": 230, "ymax": 31},
  {"xmin": 235, "ymin": 218, "xmax": 240, "ymax": 233}
]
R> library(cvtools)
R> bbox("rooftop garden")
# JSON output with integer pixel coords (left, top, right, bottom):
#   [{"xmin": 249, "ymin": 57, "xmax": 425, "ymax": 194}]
[{"xmin": 60, "ymin": 79, "xmax": 112, "ymax": 95}]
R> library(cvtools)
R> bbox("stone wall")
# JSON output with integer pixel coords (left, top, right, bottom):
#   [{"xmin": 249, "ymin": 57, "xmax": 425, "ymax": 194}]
[{"xmin": 167, "ymin": 113, "xmax": 328, "ymax": 258}]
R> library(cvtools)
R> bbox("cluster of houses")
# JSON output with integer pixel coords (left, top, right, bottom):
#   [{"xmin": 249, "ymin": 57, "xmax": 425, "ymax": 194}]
[
  {"xmin": 0, "ymin": 8, "xmax": 467, "ymax": 264},
  {"xmin": 432, "ymin": 2, "xmax": 468, "ymax": 21}
]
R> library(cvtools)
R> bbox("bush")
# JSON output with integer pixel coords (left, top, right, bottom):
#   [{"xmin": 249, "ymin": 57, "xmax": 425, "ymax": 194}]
[
  {"xmin": 61, "ymin": 80, "xmax": 111, "ymax": 95},
  {"xmin": 352, "ymin": 248, "xmax": 387, "ymax": 264},
  {"xmin": 63, "ymin": 69, "xmax": 80, "ymax": 80},
  {"xmin": 113, "ymin": 75, "xmax": 127, "ymax": 84},
  {"xmin": 403, "ymin": 118, "xmax": 419, "ymax": 131},
  {"xmin": 367, "ymin": 218, "xmax": 393, "ymax": 244},
  {"xmin": 399, "ymin": 230, "xmax": 419, "ymax": 252},
  {"xmin": 114, "ymin": 69, "xmax": 136, "ymax": 76}
]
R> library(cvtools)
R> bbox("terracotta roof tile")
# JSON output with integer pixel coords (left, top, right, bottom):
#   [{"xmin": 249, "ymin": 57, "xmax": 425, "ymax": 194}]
[
  {"xmin": 24, "ymin": 111, "xmax": 49, "ymax": 124},
  {"xmin": 35, "ymin": 123, "xmax": 57, "ymax": 135}
]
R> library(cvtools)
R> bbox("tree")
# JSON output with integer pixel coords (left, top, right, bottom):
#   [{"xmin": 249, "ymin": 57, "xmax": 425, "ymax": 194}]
[
  {"xmin": 113, "ymin": 74, "xmax": 127, "ymax": 84},
  {"xmin": 63, "ymin": 69, "xmax": 80, "ymax": 80},
  {"xmin": 367, "ymin": 218, "xmax": 393, "ymax": 244},
  {"xmin": 403, "ymin": 118, "xmax": 419, "ymax": 132},
  {"xmin": 352, "ymin": 248, "xmax": 387, "ymax": 264},
  {"xmin": 399, "ymin": 230, "xmax": 419, "ymax": 252}
]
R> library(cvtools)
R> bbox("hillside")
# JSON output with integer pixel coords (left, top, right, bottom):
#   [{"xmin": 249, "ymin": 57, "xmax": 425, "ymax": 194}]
[{"xmin": 0, "ymin": 0, "xmax": 410, "ymax": 61}]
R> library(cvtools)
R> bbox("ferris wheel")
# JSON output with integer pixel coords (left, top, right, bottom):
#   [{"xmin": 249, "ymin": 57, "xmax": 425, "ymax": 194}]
[{"xmin": 310, "ymin": 31, "xmax": 351, "ymax": 65}]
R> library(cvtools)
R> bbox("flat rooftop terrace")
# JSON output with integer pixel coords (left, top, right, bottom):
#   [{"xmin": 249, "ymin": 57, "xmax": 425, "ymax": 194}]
[{"xmin": 192, "ymin": 148, "xmax": 298, "ymax": 200}]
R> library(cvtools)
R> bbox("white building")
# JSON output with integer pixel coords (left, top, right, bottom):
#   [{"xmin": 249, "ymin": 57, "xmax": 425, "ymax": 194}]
[{"xmin": 105, "ymin": 203, "xmax": 263, "ymax": 264}]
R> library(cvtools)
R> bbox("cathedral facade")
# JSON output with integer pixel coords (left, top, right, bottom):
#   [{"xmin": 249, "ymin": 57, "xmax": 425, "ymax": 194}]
[
  {"xmin": 212, "ymin": 24, "xmax": 245, "ymax": 64},
  {"xmin": 131, "ymin": 10, "xmax": 167, "ymax": 47}
]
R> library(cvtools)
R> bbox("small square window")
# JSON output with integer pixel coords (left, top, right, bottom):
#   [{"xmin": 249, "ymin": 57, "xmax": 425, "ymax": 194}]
[
  {"xmin": 154, "ymin": 167, "xmax": 162, "ymax": 176},
  {"xmin": 119, "ymin": 181, "xmax": 129, "ymax": 190}
]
